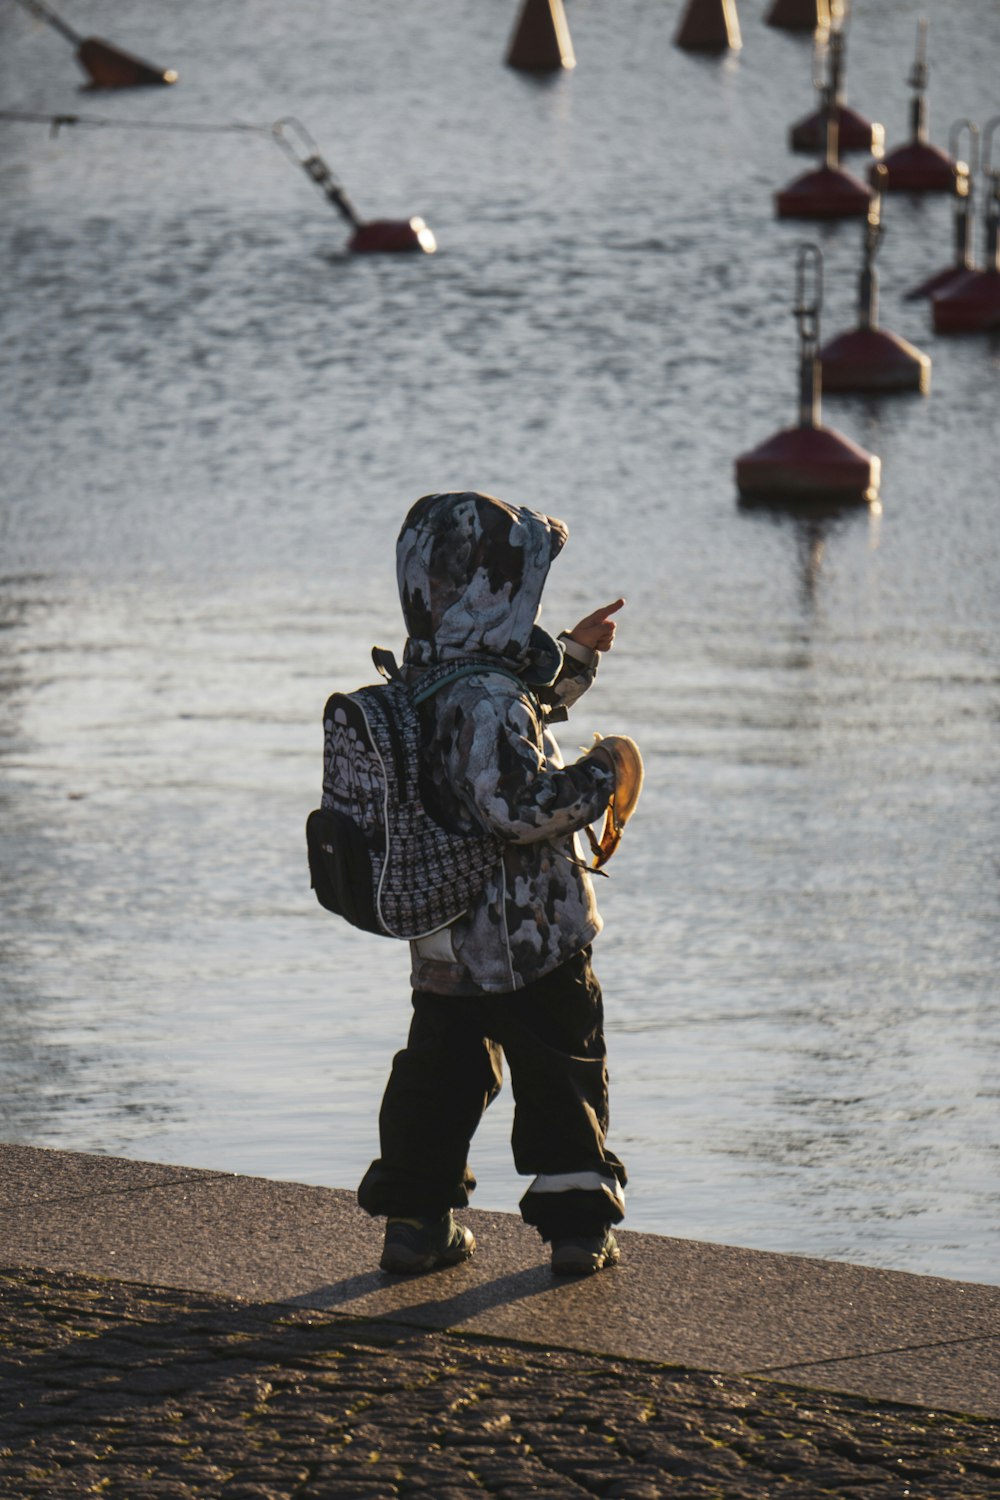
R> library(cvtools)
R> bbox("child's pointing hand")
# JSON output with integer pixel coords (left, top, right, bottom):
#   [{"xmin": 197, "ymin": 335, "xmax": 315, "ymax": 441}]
[{"xmin": 567, "ymin": 598, "xmax": 625, "ymax": 653}]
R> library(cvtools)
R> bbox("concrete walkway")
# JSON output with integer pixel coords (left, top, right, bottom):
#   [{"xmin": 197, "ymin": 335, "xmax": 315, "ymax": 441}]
[{"xmin": 3, "ymin": 1144, "xmax": 998, "ymax": 1418}]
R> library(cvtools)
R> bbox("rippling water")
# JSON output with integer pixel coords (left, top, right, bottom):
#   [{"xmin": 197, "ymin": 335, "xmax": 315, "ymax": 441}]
[{"xmin": 2, "ymin": 0, "xmax": 998, "ymax": 1283}]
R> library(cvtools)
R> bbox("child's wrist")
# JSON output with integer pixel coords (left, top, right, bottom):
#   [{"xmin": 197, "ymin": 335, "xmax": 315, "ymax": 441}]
[{"xmin": 559, "ymin": 633, "xmax": 599, "ymax": 669}]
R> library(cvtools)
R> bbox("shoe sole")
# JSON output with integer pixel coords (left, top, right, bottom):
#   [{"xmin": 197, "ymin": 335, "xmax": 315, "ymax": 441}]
[
  {"xmin": 380, "ymin": 1234, "xmax": 476, "ymax": 1275},
  {"xmin": 551, "ymin": 1241, "xmax": 621, "ymax": 1277}
]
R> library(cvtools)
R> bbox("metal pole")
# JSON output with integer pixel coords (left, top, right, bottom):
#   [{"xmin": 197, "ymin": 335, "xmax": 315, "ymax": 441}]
[
  {"xmin": 12, "ymin": 0, "xmax": 82, "ymax": 45},
  {"xmin": 859, "ymin": 168, "xmax": 885, "ymax": 330},
  {"xmin": 908, "ymin": 19, "xmax": 929, "ymax": 144},
  {"xmin": 982, "ymin": 117, "xmax": 1000, "ymax": 273},
  {"xmin": 273, "ymin": 119, "xmax": 364, "ymax": 230},
  {"xmin": 948, "ymin": 122, "xmax": 978, "ymax": 272},
  {"xmin": 795, "ymin": 244, "xmax": 822, "ymax": 428},
  {"xmin": 822, "ymin": 75, "xmax": 840, "ymax": 167},
  {"xmin": 828, "ymin": 25, "xmax": 845, "ymax": 108}
]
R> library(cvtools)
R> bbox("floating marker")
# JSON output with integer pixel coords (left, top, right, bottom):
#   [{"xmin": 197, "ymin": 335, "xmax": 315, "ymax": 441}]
[
  {"xmin": 933, "ymin": 117, "xmax": 1000, "ymax": 334},
  {"xmin": 348, "ymin": 219, "xmax": 437, "ymax": 254},
  {"xmin": 796, "ymin": 104, "xmax": 882, "ymax": 158},
  {"xmin": 736, "ymin": 244, "xmax": 880, "ymax": 509},
  {"xmin": 906, "ymin": 121, "xmax": 978, "ymax": 300},
  {"xmin": 933, "ymin": 266, "xmax": 1000, "ymax": 333},
  {"xmin": 819, "ymin": 170, "xmax": 930, "ymax": 393},
  {"xmin": 674, "ymin": 0, "xmax": 741, "ymax": 54},
  {"xmin": 776, "ymin": 160, "xmax": 870, "ymax": 218},
  {"xmin": 75, "ymin": 38, "xmax": 177, "ymax": 89},
  {"xmin": 14, "ymin": 0, "xmax": 176, "ymax": 88},
  {"xmin": 766, "ymin": 0, "xmax": 830, "ymax": 34},
  {"xmin": 777, "ymin": 62, "xmax": 871, "ymax": 219},
  {"xmin": 878, "ymin": 20, "xmax": 956, "ymax": 193},
  {"xmin": 274, "ymin": 120, "xmax": 436, "ymax": 255},
  {"xmin": 506, "ymin": 0, "xmax": 575, "ymax": 73},
  {"xmin": 789, "ymin": 13, "xmax": 882, "ymax": 156}
]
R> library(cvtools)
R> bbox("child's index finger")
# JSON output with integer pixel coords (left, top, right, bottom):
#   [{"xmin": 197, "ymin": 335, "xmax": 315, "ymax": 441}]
[{"xmin": 601, "ymin": 597, "xmax": 626, "ymax": 619}]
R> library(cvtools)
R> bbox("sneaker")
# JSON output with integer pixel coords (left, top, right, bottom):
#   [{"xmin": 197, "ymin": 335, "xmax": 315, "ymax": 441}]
[
  {"xmin": 550, "ymin": 1229, "xmax": 620, "ymax": 1277},
  {"xmin": 380, "ymin": 1212, "xmax": 476, "ymax": 1274}
]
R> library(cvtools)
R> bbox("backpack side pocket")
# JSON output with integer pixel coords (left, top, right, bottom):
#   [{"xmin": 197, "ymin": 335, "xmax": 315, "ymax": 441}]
[{"xmin": 306, "ymin": 806, "xmax": 382, "ymax": 934}]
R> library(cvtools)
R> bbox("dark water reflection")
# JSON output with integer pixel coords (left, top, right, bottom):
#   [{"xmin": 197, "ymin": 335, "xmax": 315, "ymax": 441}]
[{"xmin": 1, "ymin": 0, "xmax": 998, "ymax": 1282}]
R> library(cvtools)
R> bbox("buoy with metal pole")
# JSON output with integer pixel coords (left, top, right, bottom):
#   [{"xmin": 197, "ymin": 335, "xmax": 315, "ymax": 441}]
[
  {"xmin": 932, "ymin": 116, "xmax": 1000, "ymax": 333},
  {"xmin": 766, "ymin": 0, "xmax": 830, "ymax": 34},
  {"xmin": 905, "ymin": 122, "xmax": 979, "ymax": 300},
  {"xmin": 506, "ymin": 0, "xmax": 575, "ymax": 73},
  {"xmin": 736, "ymin": 244, "xmax": 881, "ymax": 509},
  {"xmin": 819, "ymin": 168, "xmax": 931, "ymax": 393},
  {"xmin": 273, "ymin": 120, "xmax": 437, "ymax": 255},
  {"xmin": 13, "ymin": 0, "xmax": 177, "ymax": 88},
  {"xmin": 674, "ymin": 0, "xmax": 741, "ymax": 54},
  {"xmin": 877, "ymin": 20, "xmax": 956, "ymax": 193},
  {"xmin": 789, "ymin": 7, "xmax": 883, "ymax": 157},
  {"xmin": 776, "ymin": 55, "xmax": 871, "ymax": 219}
]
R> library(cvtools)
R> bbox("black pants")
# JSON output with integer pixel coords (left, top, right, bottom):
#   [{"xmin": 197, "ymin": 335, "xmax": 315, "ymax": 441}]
[{"xmin": 356, "ymin": 947, "xmax": 626, "ymax": 1241}]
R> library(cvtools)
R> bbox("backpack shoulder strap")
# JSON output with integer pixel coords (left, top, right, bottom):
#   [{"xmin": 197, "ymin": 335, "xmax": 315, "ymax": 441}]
[
  {"xmin": 411, "ymin": 659, "xmax": 537, "ymax": 712},
  {"xmin": 371, "ymin": 646, "xmax": 400, "ymax": 681}
]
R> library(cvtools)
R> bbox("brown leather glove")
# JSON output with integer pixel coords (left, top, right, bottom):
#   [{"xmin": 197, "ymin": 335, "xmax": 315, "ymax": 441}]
[{"xmin": 584, "ymin": 734, "xmax": 644, "ymax": 868}]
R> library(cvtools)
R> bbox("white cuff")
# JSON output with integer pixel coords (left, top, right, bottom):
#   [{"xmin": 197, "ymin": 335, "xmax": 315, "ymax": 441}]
[
  {"xmin": 560, "ymin": 635, "xmax": 599, "ymax": 669},
  {"xmin": 524, "ymin": 1171, "xmax": 625, "ymax": 1209}
]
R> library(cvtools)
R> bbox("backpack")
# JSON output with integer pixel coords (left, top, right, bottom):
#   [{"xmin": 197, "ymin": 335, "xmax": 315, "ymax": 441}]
[{"xmin": 306, "ymin": 650, "xmax": 526, "ymax": 940}]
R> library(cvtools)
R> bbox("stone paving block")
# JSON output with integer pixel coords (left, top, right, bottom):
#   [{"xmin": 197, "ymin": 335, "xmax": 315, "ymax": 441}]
[{"xmin": 2, "ymin": 1266, "xmax": 998, "ymax": 1499}]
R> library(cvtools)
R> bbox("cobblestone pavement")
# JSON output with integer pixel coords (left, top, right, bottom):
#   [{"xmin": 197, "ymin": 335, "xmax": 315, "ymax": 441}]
[{"xmin": 1, "ymin": 1268, "xmax": 998, "ymax": 1499}]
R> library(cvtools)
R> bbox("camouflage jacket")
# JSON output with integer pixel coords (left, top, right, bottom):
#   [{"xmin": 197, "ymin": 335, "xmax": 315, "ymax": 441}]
[{"xmin": 395, "ymin": 492, "xmax": 614, "ymax": 996}]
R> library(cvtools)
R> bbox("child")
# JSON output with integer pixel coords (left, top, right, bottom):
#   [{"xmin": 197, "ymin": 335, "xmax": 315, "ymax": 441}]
[{"xmin": 357, "ymin": 491, "xmax": 639, "ymax": 1276}]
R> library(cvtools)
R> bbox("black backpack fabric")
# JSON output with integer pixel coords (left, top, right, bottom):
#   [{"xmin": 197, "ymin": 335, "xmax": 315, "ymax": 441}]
[{"xmin": 306, "ymin": 653, "xmax": 524, "ymax": 940}]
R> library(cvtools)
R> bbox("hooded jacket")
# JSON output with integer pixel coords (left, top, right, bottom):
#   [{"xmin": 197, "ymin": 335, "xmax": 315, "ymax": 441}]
[{"xmin": 396, "ymin": 492, "xmax": 614, "ymax": 996}]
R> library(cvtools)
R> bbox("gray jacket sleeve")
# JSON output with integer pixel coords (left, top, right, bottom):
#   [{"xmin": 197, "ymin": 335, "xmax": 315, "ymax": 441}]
[
  {"xmin": 455, "ymin": 688, "xmax": 613, "ymax": 846},
  {"xmin": 534, "ymin": 634, "xmax": 599, "ymax": 722}
]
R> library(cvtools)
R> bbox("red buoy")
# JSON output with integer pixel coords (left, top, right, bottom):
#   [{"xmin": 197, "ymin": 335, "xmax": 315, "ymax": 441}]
[
  {"xmin": 789, "ymin": 21, "xmax": 883, "ymax": 156},
  {"xmin": 273, "ymin": 120, "xmax": 436, "ymax": 256},
  {"xmin": 77, "ymin": 38, "xmax": 177, "ymax": 89},
  {"xmin": 820, "ymin": 327, "xmax": 929, "ymax": 392},
  {"xmin": 737, "ymin": 423, "xmax": 879, "ymax": 506},
  {"xmin": 905, "ymin": 121, "xmax": 978, "ymax": 299},
  {"xmin": 879, "ymin": 21, "xmax": 956, "ymax": 193},
  {"xmin": 776, "ymin": 162, "xmax": 871, "ymax": 218},
  {"xmin": 820, "ymin": 171, "xmax": 930, "ymax": 393},
  {"xmin": 792, "ymin": 103, "xmax": 883, "ymax": 157},
  {"xmin": 674, "ymin": 0, "xmax": 741, "ymax": 53},
  {"xmin": 932, "ymin": 269, "xmax": 1000, "ymax": 333},
  {"xmin": 14, "ymin": 0, "xmax": 176, "ymax": 88},
  {"xmin": 736, "ymin": 245, "xmax": 881, "ymax": 509},
  {"xmin": 506, "ymin": 0, "xmax": 575, "ymax": 73},
  {"xmin": 879, "ymin": 139, "xmax": 955, "ymax": 193},
  {"xmin": 349, "ymin": 219, "xmax": 437, "ymax": 255},
  {"xmin": 766, "ymin": 0, "xmax": 830, "ymax": 33},
  {"xmin": 932, "ymin": 117, "xmax": 1000, "ymax": 334}
]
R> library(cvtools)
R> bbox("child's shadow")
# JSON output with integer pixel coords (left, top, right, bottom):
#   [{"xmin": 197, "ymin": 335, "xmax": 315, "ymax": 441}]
[{"xmin": 291, "ymin": 1261, "xmax": 564, "ymax": 1332}]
